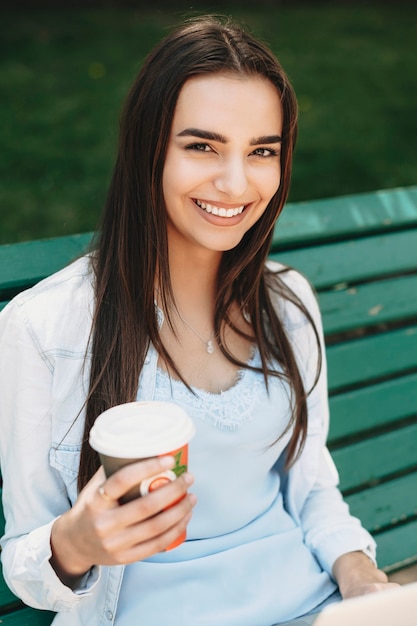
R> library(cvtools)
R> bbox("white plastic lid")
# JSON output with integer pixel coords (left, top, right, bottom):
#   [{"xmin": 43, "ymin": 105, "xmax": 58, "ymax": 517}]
[{"xmin": 89, "ymin": 401, "xmax": 195, "ymax": 458}]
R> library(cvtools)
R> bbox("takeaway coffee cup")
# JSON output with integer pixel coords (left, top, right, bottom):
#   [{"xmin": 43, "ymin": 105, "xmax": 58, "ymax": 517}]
[{"xmin": 89, "ymin": 401, "xmax": 195, "ymax": 549}]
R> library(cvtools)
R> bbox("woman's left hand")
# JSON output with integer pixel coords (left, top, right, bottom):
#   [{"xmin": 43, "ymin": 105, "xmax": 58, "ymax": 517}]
[{"xmin": 332, "ymin": 551, "xmax": 401, "ymax": 600}]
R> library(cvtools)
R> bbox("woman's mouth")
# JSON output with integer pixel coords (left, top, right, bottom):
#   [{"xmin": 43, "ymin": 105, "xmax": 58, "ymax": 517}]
[{"xmin": 194, "ymin": 199, "xmax": 246, "ymax": 218}]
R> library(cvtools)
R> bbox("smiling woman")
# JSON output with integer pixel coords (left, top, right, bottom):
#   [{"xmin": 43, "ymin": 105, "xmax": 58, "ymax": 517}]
[{"xmin": 0, "ymin": 14, "xmax": 397, "ymax": 626}]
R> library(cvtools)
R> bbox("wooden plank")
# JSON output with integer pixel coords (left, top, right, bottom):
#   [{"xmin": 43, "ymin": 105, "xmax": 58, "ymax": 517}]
[
  {"xmin": 272, "ymin": 185, "xmax": 417, "ymax": 249},
  {"xmin": 270, "ymin": 228, "xmax": 417, "ymax": 289},
  {"xmin": 0, "ymin": 576, "xmax": 19, "ymax": 614},
  {"xmin": 331, "ymin": 422, "xmax": 417, "ymax": 492},
  {"xmin": 374, "ymin": 520, "xmax": 417, "ymax": 571},
  {"xmin": 346, "ymin": 472, "xmax": 417, "ymax": 532},
  {"xmin": 326, "ymin": 326, "xmax": 417, "ymax": 391},
  {"xmin": 0, "ymin": 233, "xmax": 93, "ymax": 296},
  {"xmin": 0, "ymin": 607, "xmax": 55, "ymax": 625},
  {"xmin": 319, "ymin": 274, "xmax": 417, "ymax": 335},
  {"xmin": 329, "ymin": 372, "xmax": 417, "ymax": 441}
]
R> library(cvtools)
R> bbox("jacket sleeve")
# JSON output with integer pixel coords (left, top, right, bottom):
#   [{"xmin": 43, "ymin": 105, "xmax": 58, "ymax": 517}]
[
  {"xmin": 0, "ymin": 298, "xmax": 99, "ymax": 612},
  {"xmin": 276, "ymin": 268, "xmax": 377, "ymax": 577}
]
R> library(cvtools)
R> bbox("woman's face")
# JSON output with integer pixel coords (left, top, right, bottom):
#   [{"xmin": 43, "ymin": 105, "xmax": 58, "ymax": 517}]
[{"xmin": 162, "ymin": 73, "xmax": 283, "ymax": 259}]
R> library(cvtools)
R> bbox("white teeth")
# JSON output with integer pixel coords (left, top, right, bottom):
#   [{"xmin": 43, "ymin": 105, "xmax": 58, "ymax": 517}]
[{"xmin": 195, "ymin": 199, "xmax": 245, "ymax": 217}]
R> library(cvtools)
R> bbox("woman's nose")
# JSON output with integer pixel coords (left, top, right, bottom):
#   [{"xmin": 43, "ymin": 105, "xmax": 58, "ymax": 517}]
[{"xmin": 214, "ymin": 157, "xmax": 248, "ymax": 198}]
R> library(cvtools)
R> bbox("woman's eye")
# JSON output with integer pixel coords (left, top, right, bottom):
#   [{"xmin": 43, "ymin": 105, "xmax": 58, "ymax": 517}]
[
  {"xmin": 186, "ymin": 142, "xmax": 212, "ymax": 152},
  {"xmin": 252, "ymin": 147, "xmax": 280, "ymax": 158}
]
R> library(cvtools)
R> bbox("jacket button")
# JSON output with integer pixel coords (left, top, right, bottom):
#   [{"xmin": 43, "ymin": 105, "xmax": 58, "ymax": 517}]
[{"xmin": 105, "ymin": 610, "xmax": 113, "ymax": 621}]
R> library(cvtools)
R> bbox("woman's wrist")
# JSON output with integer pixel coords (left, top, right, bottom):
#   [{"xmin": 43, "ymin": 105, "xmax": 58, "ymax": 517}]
[
  {"xmin": 50, "ymin": 514, "xmax": 93, "ymax": 589},
  {"xmin": 333, "ymin": 550, "xmax": 388, "ymax": 599}
]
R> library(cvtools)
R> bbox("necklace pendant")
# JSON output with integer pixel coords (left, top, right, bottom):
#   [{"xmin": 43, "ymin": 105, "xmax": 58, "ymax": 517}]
[{"xmin": 206, "ymin": 339, "xmax": 214, "ymax": 354}]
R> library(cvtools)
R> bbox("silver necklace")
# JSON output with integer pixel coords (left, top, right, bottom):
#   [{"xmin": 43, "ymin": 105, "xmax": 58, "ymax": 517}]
[{"xmin": 177, "ymin": 311, "xmax": 215, "ymax": 354}]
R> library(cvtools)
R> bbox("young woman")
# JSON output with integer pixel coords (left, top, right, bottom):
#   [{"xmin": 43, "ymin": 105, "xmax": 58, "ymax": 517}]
[{"xmin": 0, "ymin": 16, "xmax": 397, "ymax": 626}]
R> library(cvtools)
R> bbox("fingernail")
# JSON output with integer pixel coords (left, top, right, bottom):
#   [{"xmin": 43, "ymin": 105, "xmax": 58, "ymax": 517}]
[
  {"xmin": 160, "ymin": 456, "xmax": 175, "ymax": 469},
  {"xmin": 189, "ymin": 493, "xmax": 197, "ymax": 506}
]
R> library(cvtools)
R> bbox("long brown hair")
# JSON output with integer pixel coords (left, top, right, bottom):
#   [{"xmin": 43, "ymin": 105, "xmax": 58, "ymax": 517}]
[{"xmin": 78, "ymin": 16, "xmax": 319, "ymax": 490}]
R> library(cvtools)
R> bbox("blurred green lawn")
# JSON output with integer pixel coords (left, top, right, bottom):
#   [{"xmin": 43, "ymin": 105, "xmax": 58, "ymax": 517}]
[{"xmin": 1, "ymin": 5, "xmax": 416, "ymax": 244}]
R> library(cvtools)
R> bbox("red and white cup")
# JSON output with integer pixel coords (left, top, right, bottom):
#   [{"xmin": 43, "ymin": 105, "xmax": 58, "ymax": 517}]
[{"xmin": 89, "ymin": 400, "xmax": 195, "ymax": 549}]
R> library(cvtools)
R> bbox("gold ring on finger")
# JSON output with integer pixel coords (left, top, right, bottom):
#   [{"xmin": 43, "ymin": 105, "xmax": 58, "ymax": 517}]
[{"xmin": 98, "ymin": 483, "xmax": 113, "ymax": 502}]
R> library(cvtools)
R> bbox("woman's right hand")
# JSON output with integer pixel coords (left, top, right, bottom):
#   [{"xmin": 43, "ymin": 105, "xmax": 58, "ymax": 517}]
[{"xmin": 50, "ymin": 456, "xmax": 196, "ymax": 588}]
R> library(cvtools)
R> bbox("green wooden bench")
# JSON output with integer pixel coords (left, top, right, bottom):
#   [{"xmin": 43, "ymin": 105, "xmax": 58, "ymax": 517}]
[{"xmin": 0, "ymin": 185, "xmax": 416, "ymax": 623}]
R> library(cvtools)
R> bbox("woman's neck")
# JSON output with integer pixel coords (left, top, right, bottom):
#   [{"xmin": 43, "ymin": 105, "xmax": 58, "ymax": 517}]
[{"xmin": 167, "ymin": 245, "xmax": 221, "ymax": 310}]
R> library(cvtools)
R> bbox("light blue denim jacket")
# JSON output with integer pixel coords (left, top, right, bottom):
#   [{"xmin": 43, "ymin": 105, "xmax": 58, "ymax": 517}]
[{"xmin": 0, "ymin": 257, "xmax": 376, "ymax": 625}]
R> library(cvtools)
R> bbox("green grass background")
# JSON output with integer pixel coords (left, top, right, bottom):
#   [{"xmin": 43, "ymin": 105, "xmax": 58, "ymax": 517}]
[{"xmin": 1, "ymin": 4, "xmax": 416, "ymax": 244}]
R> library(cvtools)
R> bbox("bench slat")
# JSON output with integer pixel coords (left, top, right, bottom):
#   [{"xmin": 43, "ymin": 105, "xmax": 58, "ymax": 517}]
[
  {"xmin": 346, "ymin": 472, "xmax": 417, "ymax": 532},
  {"xmin": 0, "ymin": 607, "xmax": 55, "ymax": 625},
  {"xmin": 326, "ymin": 325, "xmax": 417, "ymax": 391},
  {"xmin": 319, "ymin": 274, "xmax": 417, "ymax": 335},
  {"xmin": 332, "ymin": 422, "xmax": 417, "ymax": 492},
  {"xmin": 272, "ymin": 186, "xmax": 417, "ymax": 249},
  {"xmin": 373, "ymin": 520, "xmax": 417, "ymax": 571},
  {"xmin": 329, "ymin": 372, "xmax": 417, "ymax": 441},
  {"xmin": 0, "ymin": 581, "xmax": 19, "ymax": 614},
  {"xmin": 0, "ymin": 233, "xmax": 92, "ymax": 298},
  {"xmin": 270, "ymin": 228, "xmax": 417, "ymax": 289}
]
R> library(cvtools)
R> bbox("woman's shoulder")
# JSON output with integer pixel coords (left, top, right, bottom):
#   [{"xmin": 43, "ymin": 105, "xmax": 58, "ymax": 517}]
[
  {"xmin": 264, "ymin": 259, "xmax": 319, "ymax": 320},
  {"xmin": 1, "ymin": 255, "xmax": 95, "ymax": 350},
  {"xmin": 264, "ymin": 262, "xmax": 324, "ymax": 392}
]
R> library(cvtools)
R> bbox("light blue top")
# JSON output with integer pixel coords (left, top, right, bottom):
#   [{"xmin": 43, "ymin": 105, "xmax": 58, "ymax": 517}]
[
  {"xmin": 117, "ymin": 355, "xmax": 336, "ymax": 625},
  {"xmin": 0, "ymin": 256, "xmax": 376, "ymax": 626}
]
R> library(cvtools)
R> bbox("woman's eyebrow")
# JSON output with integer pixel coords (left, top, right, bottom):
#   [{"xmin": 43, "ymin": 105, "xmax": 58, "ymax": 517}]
[
  {"xmin": 251, "ymin": 135, "xmax": 282, "ymax": 146},
  {"xmin": 177, "ymin": 128, "xmax": 282, "ymax": 145},
  {"xmin": 177, "ymin": 128, "xmax": 227, "ymax": 143}
]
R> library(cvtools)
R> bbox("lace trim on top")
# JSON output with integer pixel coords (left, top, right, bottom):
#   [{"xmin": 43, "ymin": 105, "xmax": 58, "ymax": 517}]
[{"xmin": 154, "ymin": 348, "xmax": 268, "ymax": 431}]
